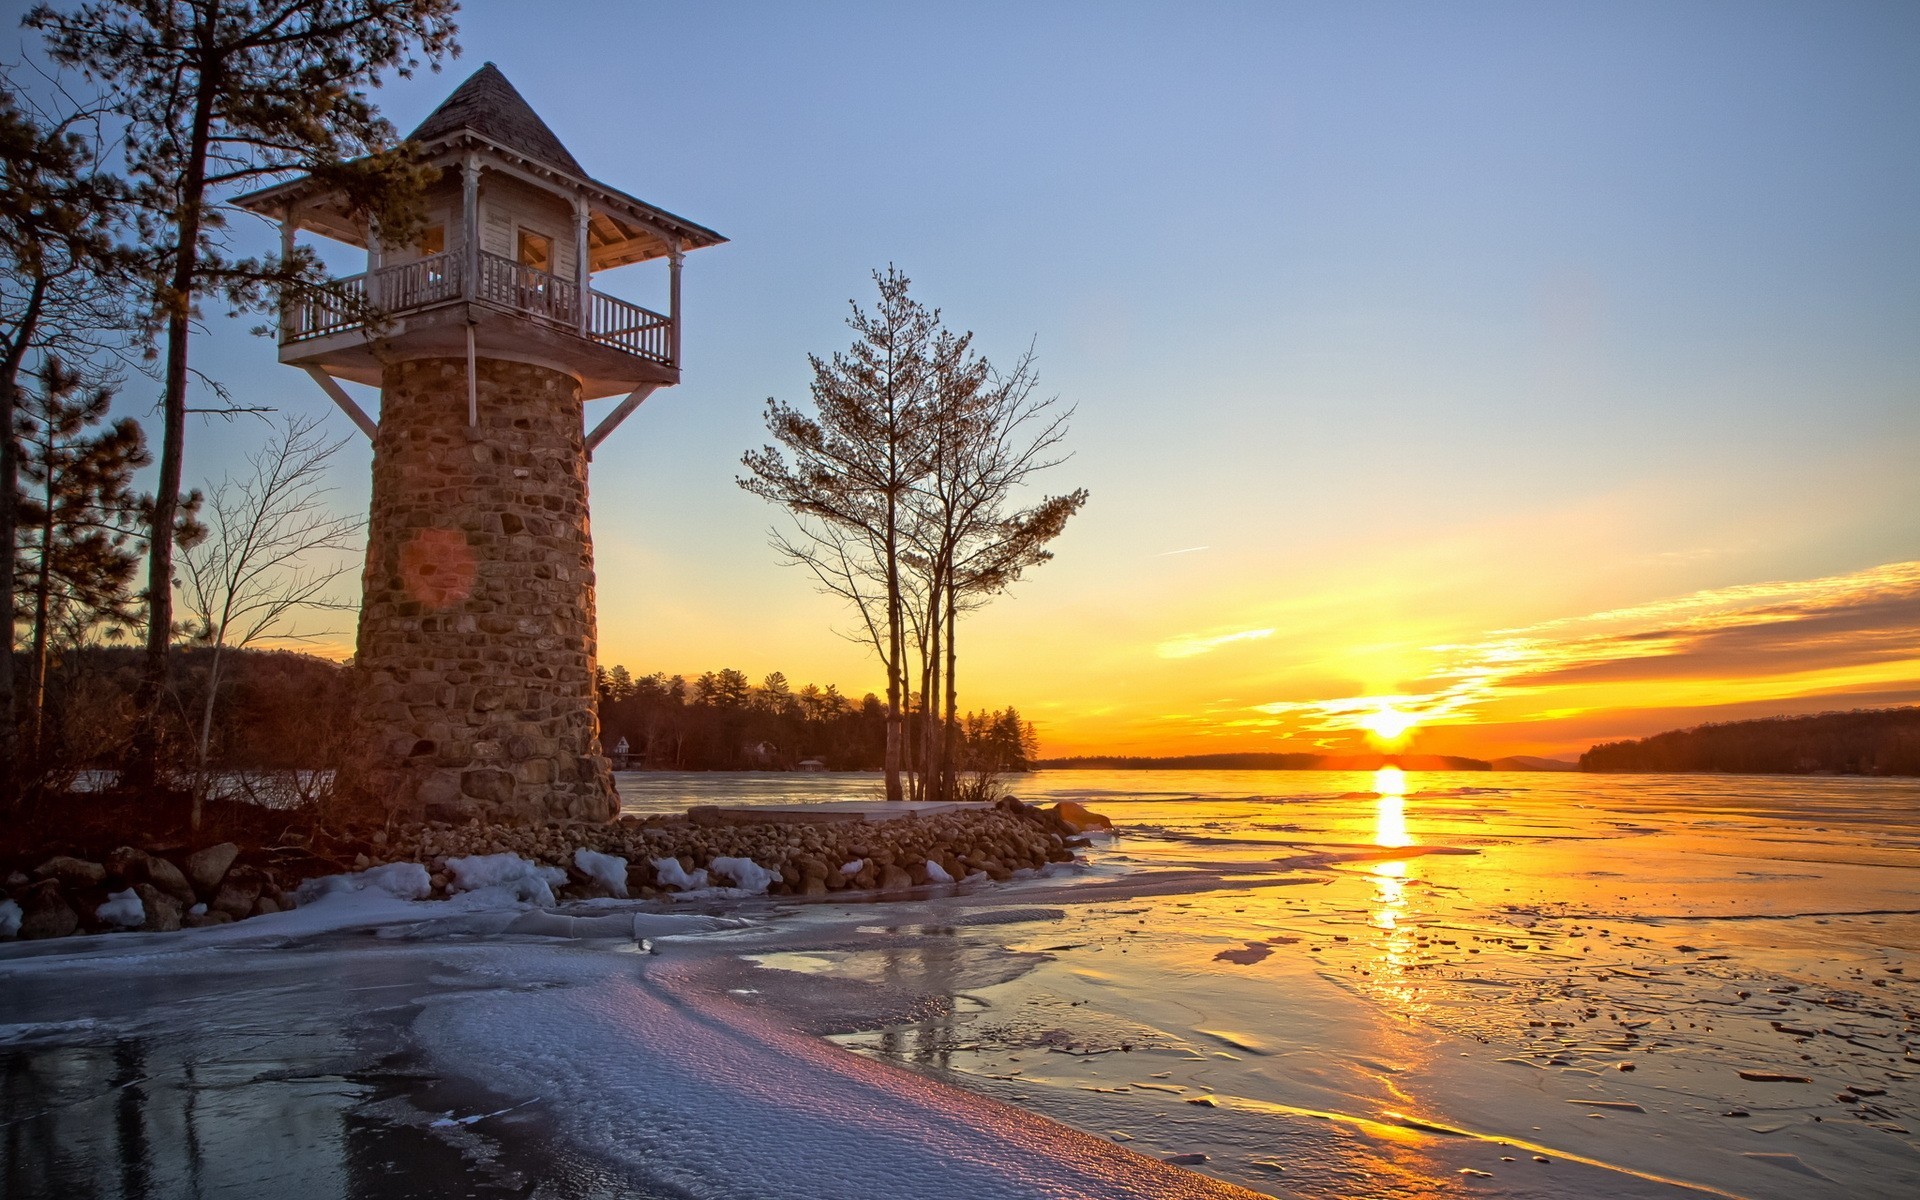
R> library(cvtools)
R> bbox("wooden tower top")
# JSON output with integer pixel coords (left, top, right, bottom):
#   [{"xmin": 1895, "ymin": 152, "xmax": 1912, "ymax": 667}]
[{"xmin": 236, "ymin": 64, "xmax": 725, "ymax": 411}]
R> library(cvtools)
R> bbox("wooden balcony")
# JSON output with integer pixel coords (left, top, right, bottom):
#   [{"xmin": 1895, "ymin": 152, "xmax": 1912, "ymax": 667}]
[{"xmin": 279, "ymin": 243, "xmax": 678, "ymax": 399}]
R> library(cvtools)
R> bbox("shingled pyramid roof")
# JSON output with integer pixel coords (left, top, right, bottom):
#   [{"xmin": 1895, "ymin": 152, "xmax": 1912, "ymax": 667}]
[{"xmin": 408, "ymin": 62, "xmax": 585, "ymax": 176}]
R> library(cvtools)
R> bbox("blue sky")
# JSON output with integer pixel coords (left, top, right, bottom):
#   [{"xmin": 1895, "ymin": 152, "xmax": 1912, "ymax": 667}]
[{"xmin": 7, "ymin": 0, "xmax": 1917, "ymax": 754}]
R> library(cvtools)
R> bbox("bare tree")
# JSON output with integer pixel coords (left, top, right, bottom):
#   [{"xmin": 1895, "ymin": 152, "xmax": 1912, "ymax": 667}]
[
  {"xmin": 176, "ymin": 415, "xmax": 358, "ymax": 828},
  {"xmin": 744, "ymin": 269, "xmax": 1087, "ymax": 802},
  {"xmin": 741, "ymin": 268, "xmax": 946, "ymax": 801}
]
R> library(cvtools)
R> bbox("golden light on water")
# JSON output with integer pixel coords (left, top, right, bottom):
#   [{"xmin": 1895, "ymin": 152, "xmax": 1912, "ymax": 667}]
[
  {"xmin": 1372, "ymin": 765, "xmax": 1411, "ymax": 849},
  {"xmin": 1371, "ymin": 766, "xmax": 1412, "ymax": 935}
]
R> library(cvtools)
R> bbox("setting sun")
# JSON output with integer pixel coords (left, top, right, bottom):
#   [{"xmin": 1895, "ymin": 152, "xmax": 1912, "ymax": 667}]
[{"xmin": 1357, "ymin": 702, "xmax": 1419, "ymax": 744}]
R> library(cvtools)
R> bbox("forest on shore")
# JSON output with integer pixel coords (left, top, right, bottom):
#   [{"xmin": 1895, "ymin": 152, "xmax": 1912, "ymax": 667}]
[
  {"xmin": 1579, "ymin": 707, "xmax": 1920, "ymax": 776},
  {"xmin": 18, "ymin": 648, "xmax": 1041, "ymax": 776}
]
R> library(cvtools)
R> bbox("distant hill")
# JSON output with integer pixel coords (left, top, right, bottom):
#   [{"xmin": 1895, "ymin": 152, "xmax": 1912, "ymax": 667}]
[
  {"xmin": 1036, "ymin": 752, "xmax": 1492, "ymax": 772},
  {"xmin": 1489, "ymin": 755, "xmax": 1579, "ymax": 772},
  {"xmin": 1580, "ymin": 707, "xmax": 1920, "ymax": 776}
]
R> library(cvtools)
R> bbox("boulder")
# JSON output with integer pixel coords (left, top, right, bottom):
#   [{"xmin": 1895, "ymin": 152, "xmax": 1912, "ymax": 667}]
[
  {"xmin": 32, "ymin": 855, "xmax": 106, "ymax": 887},
  {"xmin": 878, "ymin": 864, "xmax": 914, "ymax": 893},
  {"xmin": 211, "ymin": 866, "xmax": 264, "ymax": 919},
  {"xmin": 183, "ymin": 910, "xmax": 233, "ymax": 929},
  {"xmin": 1052, "ymin": 801, "xmax": 1113, "ymax": 834},
  {"xmin": 20, "ymin": 882, "xmax": 79, "ymax": 939},
  {"xmin": 186, "ymin": 843, "xmax": 240, "ymax": 897},
  {"xmin": 107, "ymin": 847, "xmax": 195, "ymax": 904},
  {"xmin": 133, "ymin": 882, "xmax": 184, "ymax": 933}
]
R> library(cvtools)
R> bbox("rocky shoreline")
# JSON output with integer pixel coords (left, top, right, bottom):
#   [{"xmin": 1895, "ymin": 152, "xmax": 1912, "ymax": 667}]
[{"xmin": 0, "ymin": 797, "xmax": 1111, "ymax": 941}]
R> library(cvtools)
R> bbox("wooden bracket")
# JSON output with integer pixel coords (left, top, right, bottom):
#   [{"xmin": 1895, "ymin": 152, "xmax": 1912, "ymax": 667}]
[
  {"xmin": 585, "ymin": 383, "xmax": 659, "ymax": 457},
  {"xmin": 303, "ymin": 366, "xmax": 378, "ymax": 440}
]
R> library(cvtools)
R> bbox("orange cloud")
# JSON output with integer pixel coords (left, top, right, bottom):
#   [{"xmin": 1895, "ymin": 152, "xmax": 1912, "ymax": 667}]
[{"xmin": 1239, "ymin": 560, "xmax": 1920, "ymax": 756}]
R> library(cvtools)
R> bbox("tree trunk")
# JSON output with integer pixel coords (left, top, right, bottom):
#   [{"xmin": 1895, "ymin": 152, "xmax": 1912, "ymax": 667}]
[
  {"xmin": 0, "ymin": 278, "xmax": 46, "ymax": 804},
  {"xmin": 129, "ymin": 63, "xmax": 218, "ymax": 793},
  {"xmin": 882, "ymin": 490, "xmax": 904, "ymax": 802},
  {"xmin": 944, "ymin": 578, "xmax": 959, "ymax": 802},
  {"xmin": 921, "ymin": 571, "xmax": 944, "ymax": 803},
  {"xmin": 191, "ymin": 639, "xmax": 225, "ymax": 832},
  {"xmin": 27, "ymin": 474, "xmax": 55, "ymax": 760}
]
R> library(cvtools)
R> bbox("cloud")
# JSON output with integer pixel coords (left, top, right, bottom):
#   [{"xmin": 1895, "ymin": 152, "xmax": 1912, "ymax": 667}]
[
  {"xmin": 1158, "ymin": 627, "xmax": 1275, "ymax": 659},
  {"xmin": 1243, "ymin": 560, "xmax": 1920, "ymax": 739}
]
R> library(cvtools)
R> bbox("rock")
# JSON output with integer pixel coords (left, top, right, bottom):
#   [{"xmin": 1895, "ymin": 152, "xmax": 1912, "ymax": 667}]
[
  {"xmin": 183, "ymin": 910, "xmax": 234, "ymax": 928},
  {"xmin": 878, "ymin": 865, "xmax": 914, "ymax": 893},
  {"xmin": 1053, "ymin": 801, "xmax": 1113, "ymax": 834},
  {"xmin": 134, "ymin": 882, "xmax": 183, "ymax": 933},
  {"xmin": 211, "ymin": 867, "xmax": 264, "ymax": 919},
  {"xmin": 33, "ymin": 855, "xmax": 106, "ymax": 887},
  {"xmin": 186, "ymin": 843, "xmax": 240, "ymax": 896},
  {"xmin": 108, "ymin": 848, "xmax": 195, "ymax": 904},
  {"xmin": 253, "ymin": 896, "xmax": 281, "ymax": 917},
  {"xmin": 461, "ymin": 768, "xmax": 516, "ymax": 806},
  {"xmin": 20, "ymin": 882, "xmax": 79, "ymax": 939}
]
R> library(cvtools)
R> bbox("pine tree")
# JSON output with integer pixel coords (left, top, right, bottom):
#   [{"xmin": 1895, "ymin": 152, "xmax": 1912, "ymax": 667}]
[
  {"xmin": 0, "ymin": 84, "xmax": 131, "ymax": 801},
  {"xmin": 13, "ymin": 357, "xmax": 150, "ymax": 757}
]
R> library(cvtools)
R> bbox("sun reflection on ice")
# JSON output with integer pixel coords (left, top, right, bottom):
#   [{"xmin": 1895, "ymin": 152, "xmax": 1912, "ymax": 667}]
[{"xmin": 1370, "ymin": 767, "xmax": 1420, "ymax": 1020}]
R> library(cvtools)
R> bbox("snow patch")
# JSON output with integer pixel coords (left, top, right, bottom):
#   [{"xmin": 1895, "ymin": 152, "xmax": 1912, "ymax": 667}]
[
  {"xmin": 296, "ymin": 861, "xmax": 433, "ymax": 906},
  {"xmin": 445, "ymin": 854, "xmax": 566, "ymax": 906},
  {"xmin": 708, "ymin": 856, "xmax": 777, "ymax": 895},
  {"xmin": 924, "ymin": 859, "xmax": 955, "ymax": 885},
  {"xmin": 573, "ymin": 848, "xmax": 629, "ymax": 898},
  {"xmin": 651, "ymin": 857, "xmax": 709, "ymax": 892},
  {"xmin": 839, "ymin": 859, "xmax": 865, "ymax": 877},
  {"xmin": 0, "ymin": 899, "xmax": 21, "ymax": 939},
  {"xmin": 95, "ymin": 888, "xmax": 144, "ymax": 929}
]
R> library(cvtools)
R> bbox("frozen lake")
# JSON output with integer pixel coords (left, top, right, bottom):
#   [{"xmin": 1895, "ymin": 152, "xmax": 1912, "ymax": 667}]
[{"xmin": 4, "ymin": 769, "xmax": 1916, "ymax": 1198}]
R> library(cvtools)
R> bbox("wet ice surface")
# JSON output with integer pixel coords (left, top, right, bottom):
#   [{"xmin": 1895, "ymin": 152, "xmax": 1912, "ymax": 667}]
[{"xmin": 4, "ymin": 770, "xmax": 1917, "ymax": 1199}]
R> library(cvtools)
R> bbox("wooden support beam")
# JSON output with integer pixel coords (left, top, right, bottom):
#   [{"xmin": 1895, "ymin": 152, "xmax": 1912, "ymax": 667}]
[
  {"xmin": 585, "ymin": 383, "xmax": 659, "ymax": 456},
  {"xmin": 466, "ymin": 322, "xmax": 478, "ymax": 427},
  {"xmin": 303, "ymin": 366, "xmax": 378, "ymax": 440},
  {"xmin": 668, "ymin": 243, "xmax": 683, "ymax": 370}
]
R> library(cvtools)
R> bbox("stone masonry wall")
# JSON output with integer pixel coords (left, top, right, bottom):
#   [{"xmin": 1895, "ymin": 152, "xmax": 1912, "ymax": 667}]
[{"xmin": 354, "ymin": 356, "xmax": 617, "ymax": 823}]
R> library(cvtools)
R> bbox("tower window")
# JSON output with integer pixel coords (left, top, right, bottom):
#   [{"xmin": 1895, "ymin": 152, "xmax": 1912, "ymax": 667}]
[{"xmin": 517, "ymin": 229, "xmax": 552, "ymax": 273}]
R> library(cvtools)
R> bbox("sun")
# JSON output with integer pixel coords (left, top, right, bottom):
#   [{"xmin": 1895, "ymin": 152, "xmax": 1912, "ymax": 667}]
[{"xmin": 1357, "ymin": 702, "xmax": 1419, "ymax": 744}]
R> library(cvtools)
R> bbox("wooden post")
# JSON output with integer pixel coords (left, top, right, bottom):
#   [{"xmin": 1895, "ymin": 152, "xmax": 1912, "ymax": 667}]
[
  {"xmin": 279, "ymin": 206, "xmax": 297, "ymax": 341},
  {"xmin": 366, "ymin": 221, "xmax": 383, "ymax": 306},
  {"xmin": 668, "ymin": 243, "xmax": 683, "ymax": 371},
  {"xmin": 466, "ymin": 322, "xmax": 478, "ymax": 427},
  {"xmin": 574, "ymin": 196, "xmax": 591, "ymax": 335},
  {"xmin": 461, "ymin": 156, "xmax": 480, "ymax": 301},
  {"xmin": 303, "ymin": 367, "xmax": 379, "ymax": 440}
]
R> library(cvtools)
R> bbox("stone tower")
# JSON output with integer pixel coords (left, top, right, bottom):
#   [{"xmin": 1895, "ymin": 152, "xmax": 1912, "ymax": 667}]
[{"xmin": 237, "ymin": 65, "xmax": 724, "ymax": 823}]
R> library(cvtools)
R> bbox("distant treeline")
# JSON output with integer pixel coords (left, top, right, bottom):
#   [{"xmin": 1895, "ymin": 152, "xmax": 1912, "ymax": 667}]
[
  {"xmin": 1580, "ymin": 707, "xmax": 1920, "ymax": 776},
  {"xmin": 19, "ymin": 645, "xmax": 351, "ymax": 772},
  {"xmin": 1037, "ymin": 752, "xmax": 1493, "ymax": 771},
  {"xmin": 594, "ymin": 666, "xmax": 1038, "ymax": 774}
]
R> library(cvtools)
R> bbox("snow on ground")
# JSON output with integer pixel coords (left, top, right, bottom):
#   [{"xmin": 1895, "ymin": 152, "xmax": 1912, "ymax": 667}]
[
  {"xmin": 924, "ymin": 858, "xmax": 955, "ymax": 884},
  {"xmin": 708, "ymin": 856, "xmax": 778, "ymax": 894},
  {"xmin": 93, "ymin": 888, "xmax": 144, "ymax": 928},
  {"xmin": 1, "ymin": 898, "xmax": 23, "ymax": 938},
  {"xmin": 413, "ymin": 944, "xmax": 1267, "ymax": 1200},
  {"xmin": 296, "ymin": 861, "xmax": 433, "ymax": 904},
  {"xmin": 572, "ymin": 848, "xmax": 629, "ymax": 897},
  {"xmin": 652, "ymin": 856, "xmax": 709, "ymax": 891},
  {"xmin": 444, "ymin": 853, "xmax": 567, "ymax": 905}
]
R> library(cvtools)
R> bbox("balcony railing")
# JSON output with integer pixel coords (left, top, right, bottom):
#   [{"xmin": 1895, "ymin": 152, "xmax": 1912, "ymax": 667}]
[{"xmin": 281, "ymin": 241, "xmax": 674, "ymax": 368}]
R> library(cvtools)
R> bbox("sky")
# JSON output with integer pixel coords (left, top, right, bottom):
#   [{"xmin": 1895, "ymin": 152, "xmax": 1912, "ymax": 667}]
[{"xmin": 7, "ymin": 0, "xmax": 1918, "ymax": 759}]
